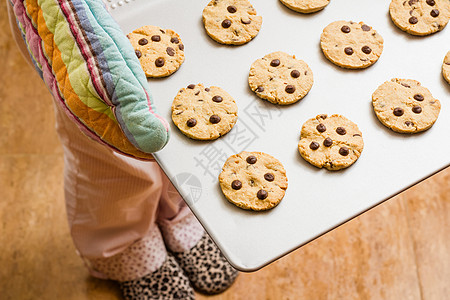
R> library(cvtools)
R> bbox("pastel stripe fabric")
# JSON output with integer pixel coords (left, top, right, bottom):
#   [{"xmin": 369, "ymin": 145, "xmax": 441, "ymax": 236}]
[{"xmin": 10, "ymin": 0, "xmax": 170, "ymax": 160}]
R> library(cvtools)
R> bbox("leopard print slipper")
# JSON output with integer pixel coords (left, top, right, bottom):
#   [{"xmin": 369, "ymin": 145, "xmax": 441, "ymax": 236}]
[
  {"xmin": 172, "ymin": 233, "xmax": 239, "ymax": 294},
  {"xmin": 120, "ymin": 253, "xmax": 194, "ymax": 300}
]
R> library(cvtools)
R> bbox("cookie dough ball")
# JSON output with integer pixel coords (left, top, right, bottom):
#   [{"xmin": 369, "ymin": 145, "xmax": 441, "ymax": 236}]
[
  {"xmin": 389, "ymin": 0, "xmax": 450, "ymax": 36},
  {"xmin": 320, "ymin": 21, "xmax": 384, "ymax": 69},
  {"xmin": 172, "ymin": 84, "xmax": 238, "ymax": 140},
  {"xmin": 279, "ymin": 0, "xmax": 330, "ymax": 13},
  {"xmin": 219, "ymin": 151, "xmax": 288, "ymax": 211},
  {"xmin": 298, "ymin": 114, "xmax": 364, "ymax": 170},
  {"xmin": 443, "ymin": 51, "xmax": 450, "ymax": 84},
  {"xmin": 372, "ymin": 78, "xmax": 441, "ymax": 133},
  {"xmin": 202, "ymin": 0, "xmax": 263, "ymax": 45},
  {"xmin": 128, "ymin": 25, "xmax": 185, "ymax": 77},
  {"xmin": 248, "ymin": 51, "xmax": 313, "ymax": 105}
]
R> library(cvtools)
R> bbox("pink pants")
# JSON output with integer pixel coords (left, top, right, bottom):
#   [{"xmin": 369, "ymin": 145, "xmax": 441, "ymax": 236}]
[{"xmin": 54, "ymin": 101, "xmax": 184, "ymax": 258}]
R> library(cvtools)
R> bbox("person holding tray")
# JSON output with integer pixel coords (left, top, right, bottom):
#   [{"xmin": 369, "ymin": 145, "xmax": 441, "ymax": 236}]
[{"xmin": 6, "ymin": 0, "xmax": 238, "ymax": 298}]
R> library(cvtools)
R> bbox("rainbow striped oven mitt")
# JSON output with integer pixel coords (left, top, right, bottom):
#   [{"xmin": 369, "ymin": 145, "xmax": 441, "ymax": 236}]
[{"xmin": 9, "ymin": 0, "xmax": 170, "ymax": 160}]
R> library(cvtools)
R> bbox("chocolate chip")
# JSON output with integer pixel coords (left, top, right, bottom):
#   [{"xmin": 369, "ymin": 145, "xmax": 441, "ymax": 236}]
[
  {"xmin": 401, "ymin": 83, "xmax": 411, "ymax": 88},
  {"xmin": 361, "ymin": 24, "xmax": 371, "ymax": 31},
  {"xmin": 151, "ymin": 35, "xmax": 161, "ymax": 42},
  {"xmin": 270, "ymin": 59, "xmax": 281, "ymax": 67},
  {"xmin": 319, "ymin": 114, "xmax": 327, "ymax": 119},
  {"xmin": 344, "ymin": 47, "xmax": 354, "ymax": 55},
  {"xmin": 222, "ymin": 19, "xmax": 232, "ymax": 28},
  {"xmin": 205, "ymin": 88, "xmax": 210, "ymax": 92},
  {"xmin": 241, "ymin": 18, "xmax": 251, "ymax": 24},
  {"xmin": 246, "ymin": 155, "xmax": 257, "ymax": 164},
  {"xmin": 409, "ymin": 16, "xmax": 418, "ymax": 24},
  {"xmin": 430, "ymin": 9, "xmax": 439, "ymax": 17},
  {"xmin": 341, "ymin": 25, "xmax": 351, "ymax": 33},
  {"xmin": 135, "ymin": 50, "xmax": 142, "ymax": 58},
  {"xmin": 195, "ymin": 91, "xmax": 200, "ymax": 96},
  {"xmin": 155, "ymin": 57, "xmax": 165, "ymax": 67},
  {"xmin": 257, "ymin": 189, "xmax": 268, "ymax": 200},
  {"xmin": 405, "ymin": 121, "xmax": 414, "ymax": 126},
  {"xmin": 316, "ymin": 123, "xmax": 326, "ymax": 133},
  {"xmin": 166, "ymin": 47, "xmax": 175, "ymax": 56},
  {"xmin": 227, "ymin": 5, "xmax": 237, "ymax": 13},
  {"xmin": 170, "ymin": 37, "xmax": 179, "ymax": 44},
  {"xmin": 414, "ymin": 94, "xmax": 424, "ymax": 101},
  {"xmin": 209, "ymin": 115, "xmax": 221, "ymax": 124},
  {"xmin": 285, "ymin": 85, "xmax": 296, "ymax": 94},
  {"xmin": 186, "ymin": 118, "xmax": 197, "ymax": 127},
  {"xmin": 336, "ymin": 127, "xmax": 347, "ymax": 135},
  {"xmin": 309, "ymin": 141, "xmax": 319, "ymax": 150},
  {"xmin": 361, "ymin": 46, "xmax": 372, "ymax": 54},
  {"xmin": 393, "ymin": 107, "xmax": 404, "ymax": 116},
  {"xmin": 291, "ymin": 70, "xmax": 300, "ymax": 78},
  {"xmin": 211, "ymin": 96, "xmax": 222, "ymax": 103},
  {"xmin": 178, "ymin": 44, "xmax": 184, "ymax": 51},
  {"xmin": 323, "ymin": 137, "xmax": 333, "ymax": 147},
  {"xmin": 264, "ymin": 173, "xmax": 274, "ymax": 182},
  {"xmin": 339, "ymin": 147, "xmax": 349, "ymax": 156},
  {"xmin": 412, "ymin": 106, "xmax": 422, "ymax": 114},
  {"xmin": 256, "ymin": 86, "xmax": 264, "ymax": 93},
  {"xmin": 231, "ymin": 180, "xmax": 242, "ymax": 190},
  {"xmin": 426, "ymin": 0, "xmax": 435, "ymax": 5},
  {"xmin": 138, "ymin": 38, "xmax": 148, "ymax": 45}
]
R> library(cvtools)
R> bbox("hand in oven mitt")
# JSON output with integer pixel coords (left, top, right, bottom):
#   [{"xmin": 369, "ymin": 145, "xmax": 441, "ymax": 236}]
[{"xmin": 9, "ymin": 0, "xmax": 170, "ymax": 160}]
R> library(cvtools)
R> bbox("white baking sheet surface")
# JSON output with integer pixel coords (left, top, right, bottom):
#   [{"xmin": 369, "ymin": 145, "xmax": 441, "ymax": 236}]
[{"xmin": 109, "ymin": 0, "xmax": 450, "ymax": 271}]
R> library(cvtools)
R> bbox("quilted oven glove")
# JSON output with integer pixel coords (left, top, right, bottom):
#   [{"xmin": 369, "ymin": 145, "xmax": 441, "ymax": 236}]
[{"xmin": 9, "ymin": 0, "xmax": 170, "ymax": 160}]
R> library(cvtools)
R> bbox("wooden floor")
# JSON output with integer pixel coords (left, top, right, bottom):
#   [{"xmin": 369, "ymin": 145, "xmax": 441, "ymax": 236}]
[{"xmin": 1, "ymin": 3, "xmax": 449, "ymax": 299}]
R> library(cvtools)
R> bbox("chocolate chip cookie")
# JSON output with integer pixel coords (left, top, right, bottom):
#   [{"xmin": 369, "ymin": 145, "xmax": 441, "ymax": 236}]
[
  {"xmin": 389, "ymin": 0, "xmax": 450, "ymax": 36},
  {"xmin": 372, "ymin": 78, "xmax": 441, "ymax": 133},
  {"xmin": 248, "ymin": 51, "xmax": 314, "ymax": 105},
  {"xmin": 279, "ymin": 0, "xmax": 330, "ymax": 13},
  {"xmin": 320, "ymin": 21, "xmax": 384, "ymax": 69},
  {"xmin": 219, "ymin": 151, "xmax": 288, "ymax": 211},
  {"xmin": 298, "ymin": 114, "xmax": 364, "ymax": 171},
  {"xmin": 171, "ymin": 84, "xmax": 238, "ymax": 140},
  {"xmin": 128, "ymin": 25, "xmax": 185, "ymax": 78},
  {"xmin": 202, "ymin": 0, "xmax": 263, "ymax": 45},
  {"xmin": 443, "ymin": 51, "xmax": 450, "ymax": 84}
]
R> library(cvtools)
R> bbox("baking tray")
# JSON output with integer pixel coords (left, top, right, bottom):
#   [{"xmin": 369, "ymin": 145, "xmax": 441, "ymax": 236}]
[{"xmin": 108, "ymin": 0, "xmax": 450, "ymax": 271}]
